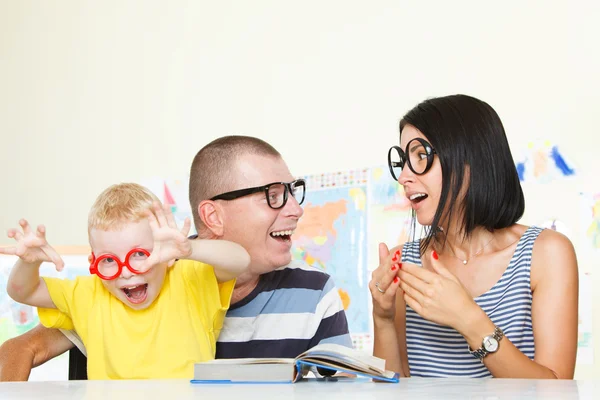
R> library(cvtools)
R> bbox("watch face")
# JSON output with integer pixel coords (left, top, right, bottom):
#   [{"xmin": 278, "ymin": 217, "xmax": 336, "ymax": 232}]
[{"xmin": 483, "ymin": 336, "xmax": 499, "ymax": 352}]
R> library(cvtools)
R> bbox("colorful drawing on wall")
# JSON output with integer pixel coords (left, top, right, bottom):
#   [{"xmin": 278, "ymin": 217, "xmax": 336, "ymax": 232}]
[
  {"xmin": 577, "ymin": 272, "xmax": 594, "ymax": 365},
  {"xmin": 292, "ymin": 169, "xmax": 370, "ymax": 348},
  {"xmin": 291, "ymin": 167, "xmax": 423, "ymax": 352},
  {"xmin": 584, "ymin": 193, "xmax": 600, "ymax": 250},
  {"xmin": 141, "ymin": 177, "xmax": 196, "ymax": 236},
  {"xmin": 0, "ymin": 256, "xmax": 89, "ymax": 344},
  {"xmin": 368, "ymin": 167, "xmax": 415, "ymax": 253},
  {"xmin": 515, "ymin": 141, "xmax": 575, "ymax": 183},
  {"xmin": 579, "ymin": 192, "xmax": 600, "ymax": 252},
  {"xmin": 163, "ymin": 182, "xmax": 177, "ymax": 213}
]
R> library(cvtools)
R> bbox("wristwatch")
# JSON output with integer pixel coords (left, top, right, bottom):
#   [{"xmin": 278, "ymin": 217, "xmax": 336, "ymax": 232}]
[{"xmin": 469, "ymin": 326, "xmax": 504, "ymax": 361}]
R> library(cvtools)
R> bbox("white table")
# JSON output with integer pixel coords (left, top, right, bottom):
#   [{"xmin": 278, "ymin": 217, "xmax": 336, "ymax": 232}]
[{"xmin": 0, "ymin": 378, "xmax": 597, "ymax": 399}]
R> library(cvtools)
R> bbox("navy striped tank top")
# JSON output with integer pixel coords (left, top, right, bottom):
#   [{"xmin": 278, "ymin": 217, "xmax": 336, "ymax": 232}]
[{"xmin": 402, "ymin": 226, "xmax": 542, "ymax": 377}]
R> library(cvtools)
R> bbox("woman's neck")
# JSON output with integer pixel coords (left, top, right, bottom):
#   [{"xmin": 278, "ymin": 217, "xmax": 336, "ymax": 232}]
[{"xmin": 435, "ymin": 226, "xmax": 496, "ymax": 262}]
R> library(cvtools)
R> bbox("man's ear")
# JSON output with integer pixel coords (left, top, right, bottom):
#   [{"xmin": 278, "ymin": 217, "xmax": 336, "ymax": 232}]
[{"xmin": 198, "ymin": 200, "xmax": 224, "ymax": 237}]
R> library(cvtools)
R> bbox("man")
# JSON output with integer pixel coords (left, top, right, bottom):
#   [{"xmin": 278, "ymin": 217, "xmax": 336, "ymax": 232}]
[{"xmin": 0, "ymin": 135, "xmax": 351, "ymax": 380}]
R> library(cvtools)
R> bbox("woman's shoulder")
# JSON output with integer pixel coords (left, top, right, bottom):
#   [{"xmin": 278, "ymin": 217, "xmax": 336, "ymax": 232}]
[
  {"xmin": 525, "ymin": 224, "xmax": 577, "ymax": 288},
  {"xmin": 504, "ymin": 223, "xmax": 569, "ymax": 249},
  {"xmin": 519, "ymin": 223, "xmax": 574, "ymax": 252}
]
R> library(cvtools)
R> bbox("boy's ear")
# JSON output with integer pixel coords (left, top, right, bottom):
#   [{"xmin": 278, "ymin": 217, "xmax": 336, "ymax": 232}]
[{"xmin": 198, "ymin": 200, "xmax": 224, "ymax": 237}]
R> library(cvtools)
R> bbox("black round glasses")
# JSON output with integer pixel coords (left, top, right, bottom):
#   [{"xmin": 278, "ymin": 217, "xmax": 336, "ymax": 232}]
[
  {"xmin": 210, "ymin": 179, "xmax": 306, "ymax": 210},
  {"xmin": 387, "ymin": 138, "xmax": 437, "ymax": 181}
]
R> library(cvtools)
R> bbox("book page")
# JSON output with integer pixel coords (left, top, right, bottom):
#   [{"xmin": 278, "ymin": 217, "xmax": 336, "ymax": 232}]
[{"xmin": 298, "ymin": 343, "xmax": 386, "ymax": 371}]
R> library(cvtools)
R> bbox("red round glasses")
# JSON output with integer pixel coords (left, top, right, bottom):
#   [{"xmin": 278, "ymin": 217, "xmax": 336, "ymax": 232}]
[{"xmin": 89, "ymin": 248, "xmax": 151, "ymax": 280}]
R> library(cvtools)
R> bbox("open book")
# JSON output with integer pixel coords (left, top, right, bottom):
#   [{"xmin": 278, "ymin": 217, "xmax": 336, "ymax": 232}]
[{"xmin": 191, "ymin": 343, "xmax": 399, "ymax": 384}]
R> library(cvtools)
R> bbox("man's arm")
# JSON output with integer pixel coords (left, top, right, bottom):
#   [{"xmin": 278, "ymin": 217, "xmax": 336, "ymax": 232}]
[{"xmin": 0, "ymin": 324, "xmax": 74, "ymax": 381}]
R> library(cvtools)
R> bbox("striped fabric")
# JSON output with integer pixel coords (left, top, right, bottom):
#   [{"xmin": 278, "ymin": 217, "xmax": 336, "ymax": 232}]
[
  {"xmin": 402, "ymin": 226, "xmax": 542, "ymax": 377},
  {"xmin": 216, "ymin": 260, "xmax": 353, "ymax": 359}
]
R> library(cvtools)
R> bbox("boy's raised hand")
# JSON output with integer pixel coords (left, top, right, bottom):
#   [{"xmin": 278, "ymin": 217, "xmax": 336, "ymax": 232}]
[
  {"xmin": 140, "ymin": 202, "xmax": 192, "ymax": 271},
  {"xmin": 0, "ymin": 219, "xmax": 65, "ymax": 271}
]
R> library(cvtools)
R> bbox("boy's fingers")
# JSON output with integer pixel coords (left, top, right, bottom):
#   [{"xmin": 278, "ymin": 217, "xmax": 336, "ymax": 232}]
[
  {"xmin": 180, "ymin": 218, "xmax": 191, "ymax": 236},
  {"xmin": 44, "ymin": 246, "xmax": 64, "ymax": 271},
  {"xmin": 146, "ymin": 208, "xmax": 159, "ymax": 230},
  {"xmin": 36, "ymin": 225, "xmax": 46, "ymax": 239},
  {"xmin": 0, "ymin": 246, "xmax": 17, "ymax": 256},
  {"xmin": 54, "ymin": 258, "xmax": 65, "ymax": 271},
  {"xmin": 135, "ymin": 260, "xmax": 150, "ymax": 273},
  {"xmin": 48, "ymin": 254, "xmax": 64, "ymax": 271},
  {"xmin": 20, "ymin": 219, "xmax": 32, "ymax": 235},
  {"xmin": 164, "ymin": 204, "xmax": 178, "ymax": 229},
  {"xmin": 154, "ymin": 202, "xmax": 168, "ymax": 226}
]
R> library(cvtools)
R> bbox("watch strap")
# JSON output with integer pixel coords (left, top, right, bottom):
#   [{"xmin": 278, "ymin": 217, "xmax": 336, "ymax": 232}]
[{"xmin": 469, "ymin": 326, "xmax": 504, "ymax": 360}]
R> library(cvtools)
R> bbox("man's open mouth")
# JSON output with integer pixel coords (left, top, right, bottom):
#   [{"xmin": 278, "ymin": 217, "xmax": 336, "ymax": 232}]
[{"xmin": 270, "ymin": 230, "xmax": 295, "ymax": 242}]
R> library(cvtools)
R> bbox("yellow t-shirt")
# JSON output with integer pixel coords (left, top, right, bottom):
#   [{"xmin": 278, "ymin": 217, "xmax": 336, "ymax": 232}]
[{"xmin": 38, "ymin": 260, "xmax": 235, "ymax": 380}]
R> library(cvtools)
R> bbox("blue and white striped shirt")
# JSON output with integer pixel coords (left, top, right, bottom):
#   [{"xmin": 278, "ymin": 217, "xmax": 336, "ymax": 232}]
[
  {"xmin": 402, "ymin": 226, "xmax": 541, "ymax": 377},
  {"xmin": 216, "ymin": 260, "xmax": 353, "ymax": 358}
]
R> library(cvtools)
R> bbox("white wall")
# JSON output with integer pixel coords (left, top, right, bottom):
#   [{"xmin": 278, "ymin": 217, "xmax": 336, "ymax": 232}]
[{"xmin": 1, "ymin": 0, "xmax": 599, "ymax": 378}]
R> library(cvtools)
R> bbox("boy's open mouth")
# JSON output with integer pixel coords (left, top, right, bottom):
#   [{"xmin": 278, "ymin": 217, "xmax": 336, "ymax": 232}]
[{"xmin": 121, "ymin": 284, "xmax": 148, "ymax": 304}]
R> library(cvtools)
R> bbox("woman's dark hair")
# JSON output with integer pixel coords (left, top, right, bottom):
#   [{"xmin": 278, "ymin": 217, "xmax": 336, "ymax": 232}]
[{"xmin": 399, "ymin": 94, "xmax": 525, "ymax": 254}]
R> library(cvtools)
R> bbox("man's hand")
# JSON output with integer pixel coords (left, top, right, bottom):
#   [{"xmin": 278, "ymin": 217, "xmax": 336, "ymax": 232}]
[
  {"xmin": 138, "ymin": 203, "xmax": 192, "ymax": 271},
  {"xmin": 0, "ymin": 219, "xmax": 64, "ymax": 271}
]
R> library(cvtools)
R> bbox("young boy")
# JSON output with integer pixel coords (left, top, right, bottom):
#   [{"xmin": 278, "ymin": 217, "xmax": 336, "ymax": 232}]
[{"xmin": 1, "ymin": 183, "xmax": 250, "ymax": 379}]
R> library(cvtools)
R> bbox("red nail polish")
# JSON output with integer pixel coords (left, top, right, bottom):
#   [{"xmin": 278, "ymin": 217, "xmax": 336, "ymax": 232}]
[
  {"xmin": 393, "ymin": 277, "xmax": 399, "ymax": 283},
  {"xmin": 398, "ymin": 262, "xmax": 402, "ymax": 269},
  {"xmin": 391, "ymin": 265, "xmax": 397, "ymax": 271},
  {"xmin": 395, "ymin": 250, "xmax": 401, "ymax": 258},
  {"xmin": 392, "ymin": 255, "xmax": 398, "ymax": 262},
  {"xmin": 432, "ymin": 250, "xmax": 438, "ymax": 260}
]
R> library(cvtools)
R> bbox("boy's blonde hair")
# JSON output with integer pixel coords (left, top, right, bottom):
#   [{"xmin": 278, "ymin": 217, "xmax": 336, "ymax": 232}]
[{"xmin": 88, "ymin": 183, "xmax": 161, "ymax": 231}]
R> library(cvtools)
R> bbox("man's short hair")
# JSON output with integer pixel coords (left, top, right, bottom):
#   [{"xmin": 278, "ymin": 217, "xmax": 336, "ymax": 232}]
[
  {"xmin": 189, "ymin": 135, "xmax": 281, "ymax": 230},
  {"xmin": 88, "ymin": 183, "xmax": 160, "ymax": 233}
]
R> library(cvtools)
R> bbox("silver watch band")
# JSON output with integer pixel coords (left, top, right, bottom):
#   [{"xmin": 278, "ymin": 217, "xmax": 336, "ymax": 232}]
[{"xmin": 469, "ymin": 326, "xmax": 504, "ymax": 360}]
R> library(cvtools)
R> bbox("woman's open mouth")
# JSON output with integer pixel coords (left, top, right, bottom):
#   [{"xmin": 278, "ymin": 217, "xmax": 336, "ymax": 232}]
[{"xmin": 409, "ymin": 193, "xmax": 428, "ymax": 204}]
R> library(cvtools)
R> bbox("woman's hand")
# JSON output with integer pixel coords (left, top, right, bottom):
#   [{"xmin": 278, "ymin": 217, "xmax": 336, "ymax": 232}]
[
  {"xmin": 398, "ymin": 250, "xmax": 481, "ymax": 333},
  {"xmin": 369, "ymin": 243, "xmax": 403, "ymax": 321}
]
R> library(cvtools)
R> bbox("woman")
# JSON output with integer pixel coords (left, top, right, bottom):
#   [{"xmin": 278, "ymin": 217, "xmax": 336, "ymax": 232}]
[{"xmin": 370, "ymin": 94, "xmax": 578, "ymax": 378}]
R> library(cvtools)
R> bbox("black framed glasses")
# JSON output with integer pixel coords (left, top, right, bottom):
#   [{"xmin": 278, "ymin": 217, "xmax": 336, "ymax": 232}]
[
  {"xmin": 388, "ymin": 138, "xmax": 437, "ymax": 180},
  {"xmin": 210, "ymin": 179, "xmax": 306, "ymax": 210}
]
